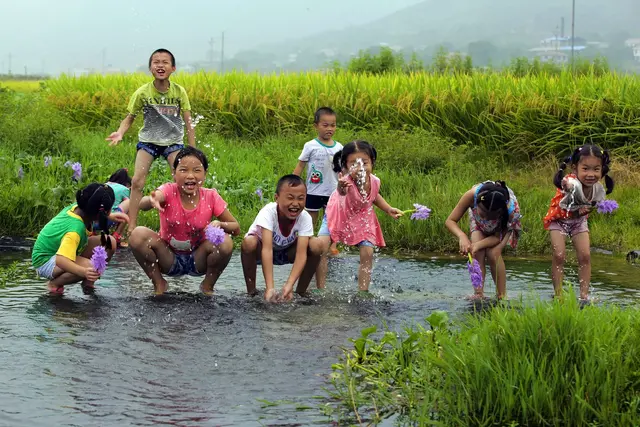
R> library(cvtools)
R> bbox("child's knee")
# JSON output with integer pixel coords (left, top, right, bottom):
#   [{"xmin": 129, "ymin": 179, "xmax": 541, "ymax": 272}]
[
  {"xmin": 486, "ymin": 247, "xmax": 502, "ymax": 263},
  {"xmin": 308, "ymin": 237, "xmax": 328, "ymax": 256},
  {"xmin": 552, "ymin": 249, "xmax": 566, "ymax": 264},
  {"xmin": 216, "ymin": 235, "xmax": 234, "ymax": 257},
  {"xmin": 576, "ymin": 251, "xmax": 591, "ymax": 266},
  {"xmin": 241, "ymin": 236, "xmax": 259, "ymax": 254},
  {"xmin": 128, "ymin": 227, "xmax": 151, "ymax": 249},
  {"xmin": 131, "ymin": 174, "xmax": 146, "ymax": 190}
]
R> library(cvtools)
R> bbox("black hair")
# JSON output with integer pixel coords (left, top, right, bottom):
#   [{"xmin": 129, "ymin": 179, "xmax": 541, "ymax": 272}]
[
  {"xmin": 477, "ymin": 181, "xmax": 510, "ymax": 231},
  {"xmin": 173, "ymin": 146, "xmax": 209, "ymax": 171},
  {"xmin": 553, "ymin": 144, "xmax": 614, "ymax": 194},
  {"xmin": 276, "ymin": 174, "xmax": 306, "ymax": 194},
  {"xmin": 107, "ymin": 168, "xmax": 131, "ymax": 187},
  {"xmin": 332, "ymin": 140, "xmax": 377, "ymax": 173},
  {"xmin": 314, "ymin": 106, "xmax": 337, "ymax": 124},
  {"xmin": 76, "ymin": 183, "xmax": 115, "ymax": 250},
  {"xmin": 148, "ymin": 48, "xmax": 176, "ymax": 67}
]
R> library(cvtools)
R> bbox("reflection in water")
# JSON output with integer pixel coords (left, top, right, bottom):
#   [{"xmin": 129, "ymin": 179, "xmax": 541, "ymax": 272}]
[{"xmin": 1, "ymin": 247, "xmax": 639, "ymax": 426}]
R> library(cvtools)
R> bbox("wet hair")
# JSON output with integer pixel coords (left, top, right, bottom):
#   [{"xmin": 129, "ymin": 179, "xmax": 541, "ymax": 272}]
[
  {"xmin": 76, "ymin": 183, "xmax": 115, "ymax": 250},
  {"xmin": 333, "ymin": 140, "xmax": 377, "ymax": 173},
  {"xmin": 148, "ymin": 48, "xmax": 176, "ymax": 67},
  {"xmin": 553, "ymin": 144, "xmax": 614, "ymax": 194},
  {"xmin": 107, "ymin": 168, "xmax": 131, "ymax": 187},
  {"xmin": 314, "ymin": 107, "xmax": 337, "ymax": 124},
  {"xmin": 477, "ymin": 181, "xmax": 510, "ymax": 231},
  {"xmin": 276, "ymin": 174, "xmax": 306, "ymax": 194},
  {"xmin": 173, "ymin": 146, "xmax": 209, "ymax": 171}
]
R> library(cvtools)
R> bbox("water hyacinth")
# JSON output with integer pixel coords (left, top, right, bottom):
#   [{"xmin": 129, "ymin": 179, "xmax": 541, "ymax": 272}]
[
  {"xmin": 90, "ymin": 246, "xmax": 108, "ymax": 275},
  {"xmin": 44, "ymin": 156, "xmax": 52, "ymax": 167},
  {"xmin": 255, "ymin": 188, "xmax": 263, "ymax": 202},
  {"xmin": 597, "ymin": 199, "xmax": 619, "ymax": 214},
  {"xmin": 71, "ymin": 162, "xmax": 82, "ymax": 181},
  {"xmin": 205, "ymin": 224, "xmax": 226, "ymax": 246},
  {"xmin": 17, "ymin": 167, "xmax": 24, "ymax": 179},
  {"xmin": 402, "ymin": 203, "xmax": 431, "ymax": 220},
  {"xmin": 467, "ymin": 253, "xmax": 483, "ymax": 289}
]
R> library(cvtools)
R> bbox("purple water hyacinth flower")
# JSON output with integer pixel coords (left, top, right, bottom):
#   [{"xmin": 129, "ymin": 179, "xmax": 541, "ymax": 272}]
[
  {"xmin": 256, "ymin": 188, "xmax": 264, "ymax": 201},
  {"xmin": 596, "ymin": 199, "xmax": 619, "ymax": 214},
  {"xmin": 205, "ymin": 224, "xmax": 226, "ymax": 246},
  {"xmin": 467, "ymin": 254, "xmax": 483, "ymax": 289},
  {"xmin": 91, "ymin": 246, "xmax": 108, "ymax": 275},
  {"xmin": 17, "ymin": 167, "xmax": 24, "ymax": 179},
  {"xmin": 410, "ymin": 203, "xmax": 431, "ymax": 220},
  {"xmin": 71, "ymin": 162, "xmax": 82, "ymax": 181},
  {"xmin": 44, "ymin": 156, "xmax": 52, "ymax": 167}
]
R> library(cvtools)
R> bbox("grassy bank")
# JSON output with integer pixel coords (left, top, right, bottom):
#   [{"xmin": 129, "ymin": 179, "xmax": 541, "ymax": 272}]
[
  {"xmin": 43, "ymin": 71, "xmax": 640, "ymax": 156},
  {"xmin": 326, "ymin": 294, "xmax": 640, "ymax": 425}
]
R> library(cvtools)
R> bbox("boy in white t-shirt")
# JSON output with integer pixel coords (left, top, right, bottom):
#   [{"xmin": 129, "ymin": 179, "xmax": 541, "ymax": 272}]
[
  {"xmin": 241, "ymin": 175, "xmax": 324, "ymax": 302},
  {"xmin": 293, "ymin": 107, "xmax": 343, "ymax": 254}
]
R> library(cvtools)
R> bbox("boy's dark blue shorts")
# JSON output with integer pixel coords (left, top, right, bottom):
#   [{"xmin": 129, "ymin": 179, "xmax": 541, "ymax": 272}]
[{"xmin": 137, "ymin": 142, "xmax": 184, "ymax": 160}]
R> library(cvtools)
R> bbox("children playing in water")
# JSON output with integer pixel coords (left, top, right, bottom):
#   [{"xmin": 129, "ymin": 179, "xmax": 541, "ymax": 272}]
[
  {"xmin": 292, "ymin": 107, "xmax": 343, "ymax": 260},
  {"xmin": 445, "ymin": 180, "xmax": 522, "ymax": 300},
  {"xmin": 241, "ymin": 175, "xmax": 324, "ymax": 302},
  {"xmin": 32, "ymin": 183, "xmax": 129, "ymax": 295},
  {"xmin": 129, "ymin": 147, "xmax": 239, "ymax": 296},
  {"xmin": 544, "ymin": 144, "xmax": 614, "ymax": 301},
  {"xmin": 298, "ymin": 140, "xmax": 403, "ymax": 293},
  {"xmin": 106, "ymin": 48, "xmax": 195, "ymax": 237}
]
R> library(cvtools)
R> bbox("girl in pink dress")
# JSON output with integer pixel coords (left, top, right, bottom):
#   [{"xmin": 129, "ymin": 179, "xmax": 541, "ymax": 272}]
[{"xmin": 303, "ymin": 140, "xmax": 403, "ymax": 292}]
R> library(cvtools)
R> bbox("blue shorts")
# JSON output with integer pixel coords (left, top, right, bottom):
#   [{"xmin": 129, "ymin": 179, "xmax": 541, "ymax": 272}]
[
  {"xmin": 35, "ymin": 255, "xmax": 57, "ymax": 280},
  {"xmin": 137, "ymin": 142, "xmax": 183, "ymax": 160},
  {"xmin": 318, "ymin": 214, "xmax": 373, "ymax": 247},
  {"xmin": 167, "ymin": 253, "xmax": 203, "ymax": 277},
  {"xmin": 305, "ymin": 194, "xmax": 330, "ymax": 212},
  {"xmin": 257, "ymin": 248, "xmax": 292, "ymax": 266}
]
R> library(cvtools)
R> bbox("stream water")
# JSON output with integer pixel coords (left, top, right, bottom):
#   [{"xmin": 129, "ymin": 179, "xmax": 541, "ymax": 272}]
[{"xmin": 1, "ymin": 239, "xmax": 639, "ymax": 426}]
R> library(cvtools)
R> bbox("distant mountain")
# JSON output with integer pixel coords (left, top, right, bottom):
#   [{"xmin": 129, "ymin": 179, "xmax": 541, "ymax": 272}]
[{"xmin": 255, "ymin": 0, "xmax": 638, "ymax": 56}]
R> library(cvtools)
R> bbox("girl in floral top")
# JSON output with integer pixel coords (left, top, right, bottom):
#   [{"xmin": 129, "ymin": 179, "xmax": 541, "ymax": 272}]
[{"xmin": 446, "ymin": 181, "xmax": 522, "ymax": 300}]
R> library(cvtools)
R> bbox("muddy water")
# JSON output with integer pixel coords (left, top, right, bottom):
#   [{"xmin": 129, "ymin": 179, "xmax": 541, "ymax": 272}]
[{"xmin": 0, "ymin": 241, "xmax": 638, "ymax": 426}]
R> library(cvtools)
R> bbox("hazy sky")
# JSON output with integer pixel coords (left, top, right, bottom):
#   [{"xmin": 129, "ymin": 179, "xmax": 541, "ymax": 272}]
[{"xmin": 0, "ymin": 0, "xmax": 423, "ymax": 74}]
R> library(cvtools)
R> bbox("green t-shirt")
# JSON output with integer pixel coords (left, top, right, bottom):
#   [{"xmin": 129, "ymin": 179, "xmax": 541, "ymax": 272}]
[
  {"xmin": 32, "ymin": 205, "xmax": 90, "ymax": 268},
  {"xmin": 107, "ymin": 182, "xmax": 130, "ymax": 208},
  {"xmin": 127, "ymin": 81, "xmax": 192, "ymax": 146}
]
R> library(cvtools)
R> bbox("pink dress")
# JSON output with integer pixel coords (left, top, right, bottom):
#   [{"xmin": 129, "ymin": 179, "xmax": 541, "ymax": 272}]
[{"xmin": 326, "ymin": 174, "xmax": 385, "ymax": 247}]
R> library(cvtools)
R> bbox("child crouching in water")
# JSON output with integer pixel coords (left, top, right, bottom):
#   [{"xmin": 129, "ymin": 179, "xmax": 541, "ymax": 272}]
[
  {"xmin": 298, "ymin": 140, "xmax": 403, "ymax": 293},
  {"xmin": 32, "ymin": 183, "xmax": 128, "ymax": 294},
  {"xmin": 130, "ymin": 147, "xmax": 239, "ymax": 295},
  {"xmin": 241, "ymin": 175, "xmax": 324, "ymax": 302},
  {"xmin": 445, "ymin": 181, "xmax": 522, "ymax": 299},
  {"xmin": 93, "ymin": 168, "xmax": 131, "ymax": 247},
  {"xmin": 543, "ymin": 144, "xmax": 614, "ymax": 301}
]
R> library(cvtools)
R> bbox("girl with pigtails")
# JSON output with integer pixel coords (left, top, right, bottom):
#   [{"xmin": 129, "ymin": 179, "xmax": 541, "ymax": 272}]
[
  {"xmin": 31, "ymin": 183, "xmax": 129, "ymax": 295},
  {"xmin": 543, "ymin": 144, "xmax": 615, "ymax": 301}
]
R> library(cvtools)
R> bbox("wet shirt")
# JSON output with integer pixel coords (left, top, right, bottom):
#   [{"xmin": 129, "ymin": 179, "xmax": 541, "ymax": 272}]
[
  {"xmin": 127, "ymin": 82, "xmax": 191, "ymax": 146},
  {"xmin": 245, "ymin": 202, "xmax": 314, "ymax": 251},
  {"xmin": 158, "ymin": 183, "xmax": 227, "ymax": 253},
  {"xmin": 298, "ymin": 139, "xmax": 343, "ymax": 197},
  {"xmin": 543, "ymin": 174, "xmax": 606, "ymax": 229},
  {"xmin": 32, "ymin": 205, "xmax": 90, "ymax": 268}
]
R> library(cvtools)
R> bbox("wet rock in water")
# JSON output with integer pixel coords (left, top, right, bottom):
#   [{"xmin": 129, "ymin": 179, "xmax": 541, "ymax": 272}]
[{"xmin": 626, "ymin": 250, "xmax": 640, "ymax": 264}]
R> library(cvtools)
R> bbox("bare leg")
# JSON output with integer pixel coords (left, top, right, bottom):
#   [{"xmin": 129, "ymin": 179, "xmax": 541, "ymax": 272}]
[
  {"xmin": 241, "ymin": 236, "xmax": 261, "ymax": 296},
  {"xmin": 486, "ymin": 245, "xmax": 507, "ymax": 299},
  {"xmin": 550, "ymin": 230, "xmax": 567, "ymax": 299},
  {"xmin": 358, "ymin": 245, "xmax": 375, "ymax": 291},
  {"xmin": 470, "ymin": 231, "xmax": 487, "ymax": 298},
  {"xmin": 194, "ymin": 235, "xmax": 234, "ymax": 295},
  {"xmin": 128, "ymin": 226, "xmax": 175, "ymax": 295},
  {"xmin": 313, "ymin": 236, "xmax": 332, "ymax": 289},
  {"xmin": 297, "ymin": 237, "xmax": 328, "ymax": 295},
  {"xmin": 572, "ymin": 232, "xmax": 591, "ymax": 300},
  {"xmin": 128, "ymin": 150, "xmax": 155, "ymax": 236},
  {"xmin": 166, "ymin": 150, "xmax": 179, "ymax": 174},
  {"xmin": 114, "ymin": 199, "xmax": 130, "ymax": 241}
]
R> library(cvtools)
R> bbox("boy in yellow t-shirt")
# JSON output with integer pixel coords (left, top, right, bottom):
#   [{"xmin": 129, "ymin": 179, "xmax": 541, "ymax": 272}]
[{"xmin": 106, "ymin": 48, "xmax": 196, "ymax": 236}]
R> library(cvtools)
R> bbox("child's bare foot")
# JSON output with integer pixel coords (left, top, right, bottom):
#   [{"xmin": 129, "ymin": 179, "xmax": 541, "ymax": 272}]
[
  {"xmin": 465, "ymin": 293, "xmax": 486, "ymax": 301},
  {"xmin": 153, "ymin": 280, "xmax": 168, "ymax": 295},
  {"xmin": 200, "ymin": 284, "xmax": 214, "ymax": 296},
  {"xmin": 47, "ymin": 282, "xmax": 64, "ymax": 295},
  {"xmin": 81, "ymin": 282, "xmax": 96, "ymax": 295}
]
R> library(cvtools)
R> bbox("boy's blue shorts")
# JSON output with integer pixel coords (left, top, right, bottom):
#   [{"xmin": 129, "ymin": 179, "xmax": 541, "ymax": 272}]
[
  {"xmin": 256, "ymin": 248, "xmax": 293, "ymax": 266},
  {"xmin": 137, "ymin": 142, "xmax": 184, "ymax": 160}
]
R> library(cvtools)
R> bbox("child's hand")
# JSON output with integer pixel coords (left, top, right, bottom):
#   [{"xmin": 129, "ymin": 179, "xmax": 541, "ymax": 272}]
[
  {"xmin": 264, "ymin": 288, "xmax": 278, "ymax": 303},
  {"xmin": 149, "ymin": 190, "xmax": 165, "ymax": 212},
  {"xmin": 106, "ymin": 131, "xmax": 123, "ymax": 146},
  {"xmin": 280, "ymin": 284, "xmax": 294, "ymax": 302},
  {"xmin": 386, "ymin": 207, "xmax": 403, "ymax": 219},
  {"xmin": 84, "ymin": 266, "xmax": 100, "ymax": 282},
  {"xmin": 109, "ymin": 211, "xmax": 129, "ymax": 224},
  {"xmin": 337, "ymin": 172, "xmax": 352, "ymax": 195},
  {"xmin": 470, "ymin": 242, "xmax": 482, "ymax": 256},
  {"xmin": 459, "ymin": 236, "xmax": 472, "ymax": 255}
]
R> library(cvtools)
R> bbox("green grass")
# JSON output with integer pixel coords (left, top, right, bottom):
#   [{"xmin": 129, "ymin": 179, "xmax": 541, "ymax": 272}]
[{"xmin": 327, "ymin": 292, "xmax": 640, "ymax": 426}]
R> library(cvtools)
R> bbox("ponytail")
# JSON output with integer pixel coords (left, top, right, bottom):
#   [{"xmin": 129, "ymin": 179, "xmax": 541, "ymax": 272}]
[
  {"xmin": 332, "ymin": 150, "xmax": 343, "ymax": 173},
  {"xmin": 601, "ymin": 149, "xmax": 615, "ymax": 194},
  {"xmin": 553, "ymin": 155, "xmax": 571, "ymax": 189},
  {"xmin": 77, "ymin": 183, "xmax": 116, "ymax": 250}
]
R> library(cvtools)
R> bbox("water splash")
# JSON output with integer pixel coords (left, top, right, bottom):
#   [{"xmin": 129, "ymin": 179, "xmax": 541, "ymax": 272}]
[{"xmin": 350, "ymin": 158, "xmax": 367, "ymax": 200}]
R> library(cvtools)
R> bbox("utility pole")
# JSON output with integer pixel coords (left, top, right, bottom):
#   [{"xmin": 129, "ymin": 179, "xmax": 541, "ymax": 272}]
[
  {"xmin": 220, "ymin": 31, "xmax": 225, "ymax": 74},
  {"xmin": 571, "ymin": 0, "xmax": 576, "ymax": 69}
]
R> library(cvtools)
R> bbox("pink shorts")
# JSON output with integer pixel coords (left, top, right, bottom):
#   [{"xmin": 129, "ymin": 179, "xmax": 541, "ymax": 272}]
[{"xmin": 547, "ymin": 217, "xmax": 588, "ymax": 237}]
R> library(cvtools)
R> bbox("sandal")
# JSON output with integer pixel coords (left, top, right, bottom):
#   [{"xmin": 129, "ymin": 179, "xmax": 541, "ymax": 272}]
[{"xmin": 47, "ymin": 283, "xmax": 64, "ymax": 295}]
